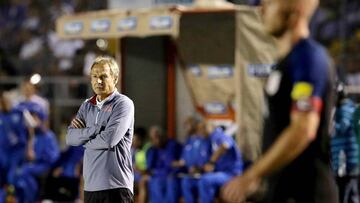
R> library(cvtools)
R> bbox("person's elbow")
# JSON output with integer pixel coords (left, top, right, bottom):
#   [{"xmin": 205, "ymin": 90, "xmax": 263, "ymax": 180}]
[
  {"xmin": 66, "ymin": 131, "xmax": 84, "ymax": 146},
  {"xmin": 292, "ymin": 111, "xmax": 320, "ymax": 143},
  {"xmin": 66, "ymin": 137, "xmax": 83, "ymax": 146},
  {"xmin": 109, "ymin": 127, "xmax": 128, "ymax": 148},
  {"xmin": 109, "ymin": 139, "xmax": 119, "ymax": 149}
]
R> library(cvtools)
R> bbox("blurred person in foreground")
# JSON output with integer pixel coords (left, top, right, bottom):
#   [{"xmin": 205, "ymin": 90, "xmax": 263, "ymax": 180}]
[
  {"xmin": 221, "ymin": 0, "xmax": 338, "ymax": 202},
  {"xmin": 66, "ymin": 56, "xmax": 135, "ymax": 203}
]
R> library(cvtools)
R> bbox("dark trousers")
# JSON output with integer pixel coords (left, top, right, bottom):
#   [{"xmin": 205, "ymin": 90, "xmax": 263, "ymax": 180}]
[{"xmin": 84, "ymin": 188, "xmax": 133, "ymax": 203}]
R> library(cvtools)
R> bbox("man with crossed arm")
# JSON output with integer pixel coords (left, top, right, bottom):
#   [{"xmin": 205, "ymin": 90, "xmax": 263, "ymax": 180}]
[{"xmin": 66, "ymin": 56, "xmax": 134, "ymax": 203}]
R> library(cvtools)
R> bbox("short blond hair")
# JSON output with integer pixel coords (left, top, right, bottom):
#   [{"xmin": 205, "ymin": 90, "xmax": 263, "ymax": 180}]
[{"xmin": 91, "ymin": 56, "xmax": 120, "ymax": 79}]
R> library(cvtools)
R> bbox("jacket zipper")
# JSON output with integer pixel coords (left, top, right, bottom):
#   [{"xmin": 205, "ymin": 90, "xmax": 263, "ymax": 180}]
[{"xmin": 95, "ymin": 108, "xmax": 100, "ymax": 124}]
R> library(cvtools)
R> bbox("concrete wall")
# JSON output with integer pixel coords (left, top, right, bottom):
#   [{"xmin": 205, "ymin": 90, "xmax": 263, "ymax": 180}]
[
  {"xmin": 123, "ymin": 37, "xmax": 167, "ymax": 132},
  {"xmin": 123, "ymin": 36, "xmax": 195, "ymax": 141},
  {"xmin": 176, "ymin": 63, "xmax": 195, "ymax": 142}
]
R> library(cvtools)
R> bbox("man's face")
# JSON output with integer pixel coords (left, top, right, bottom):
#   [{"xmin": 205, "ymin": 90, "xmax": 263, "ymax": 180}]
[
  {"xmin": 91, "ymin": 63, "xmax": 117, "ymax": 98},
  {"xmin": 149, "ymin": 128, "xmax": 161, "ymax": 147},
  {"xmin": 132, "ymin": 135, "xmax": 141, "ymax": 149},
  {"xmin": 197, "ymin": 121, "xmax": 210, "ymax": 138},
  {"xmin": 262, "ymin": 0, "xmax": 289, "ymax": 37},
  {"xmin": 21, "ymin": 82, "xmax": 36, "ymax": 98},
  {"xmin": 0, "ymin": 94, "xmax": 12, "ymax": 112},
  {"xmin": 184, "ymin": 118, "xmax": 196, "ymax": 135}
]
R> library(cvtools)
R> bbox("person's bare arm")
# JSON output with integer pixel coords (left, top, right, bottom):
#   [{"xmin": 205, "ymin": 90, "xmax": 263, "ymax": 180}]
[
  {"xmin": 221, "ymin": 110, "xmax": 320, "ymax": 202},
  {"xmin": 203, "ymin": 144, "xmax": 228, "ymax": 172},
  {"xmin": 247, "ymin": 110, "xmax": 319, "ymax": 177}
]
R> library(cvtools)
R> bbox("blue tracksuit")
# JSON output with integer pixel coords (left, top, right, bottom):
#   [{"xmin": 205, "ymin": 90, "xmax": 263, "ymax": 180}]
[
  {"xmin": 0, "ymin": 109, "xmax": 28, "ymax": 187},
  {"xmin": 182, "ymin": 135, "xmax": 212, "ymax": 169},
  {"xmin": 331, "ymin": 98, "xmax": 359, "ymax": 176},
  {"xmin": 147, "ymin": 139, "xmax": 182, "ymax": 203},
  {"xmin": 13, "ymin": 129, "xmax": 60, "ymax": 203},
  {"xmin": 0, "ymin": 189, "xmax": 5, "ymax": 203},
  {"xmin": 181, "ymin": 135, "xmax": 212, "ymax": 203},
  {"xmin": 52, "ymin": 146, "xmax": 84, "ymax": 178},
  {"xmin": 198, "ymin": 128, "xmax": 243, "ymax": 203}
]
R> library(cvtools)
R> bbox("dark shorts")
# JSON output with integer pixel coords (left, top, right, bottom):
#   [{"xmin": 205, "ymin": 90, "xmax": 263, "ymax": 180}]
[{"xmin": 84, "ymin": 188, "xmax": 133, "ymax": 203}]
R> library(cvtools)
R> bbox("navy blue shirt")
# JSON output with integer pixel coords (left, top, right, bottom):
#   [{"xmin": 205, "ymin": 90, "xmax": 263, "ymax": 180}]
[{"xmin": 263, "ymin": 38, "xmax": 337, "ymax": 203}]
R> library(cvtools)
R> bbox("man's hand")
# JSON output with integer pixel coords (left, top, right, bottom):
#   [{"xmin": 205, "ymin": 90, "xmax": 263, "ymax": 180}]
[
  {"xmin": 26, "ymin": 148, "xmax": 36, "ymax": 161},
  {"xmin": 53, "ymin": 167, "xmax": 64, "ymax": 177},
  {"xmin": 203, "ymin": 163, "xmax": 215, "ymax": 173},
  {"xmin": 221, "ymin": 173, "xmax": 261, "ymax": 203},
  {"xmin": 189, "ymin": 166, "xmax": 200, "ymax": 175},
  {"xmin": 71, "ymin": 118, "xmax": 86, "ymax": 129},
  {"xmin": 171, "ymin": 160, "xmax": 185, "ymax": 168}
]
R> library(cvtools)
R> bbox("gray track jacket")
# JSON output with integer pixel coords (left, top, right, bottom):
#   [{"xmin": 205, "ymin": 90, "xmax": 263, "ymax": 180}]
[{"xmin": 66, "ymin": 91, "xmax": 134, "ymax": 193}]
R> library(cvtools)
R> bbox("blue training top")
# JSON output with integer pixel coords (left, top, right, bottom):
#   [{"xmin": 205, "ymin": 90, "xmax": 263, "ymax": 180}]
[
  {"xmin": 210, "ymin": 128, "xmax": 243, "ymax": 175},
  {"xmin": 182, "ymin": 135, "xmax": 212, "ymax": 169},
  {"xmin": 146, "ymin": 139, "xmax": 183, "ymax": 176}
]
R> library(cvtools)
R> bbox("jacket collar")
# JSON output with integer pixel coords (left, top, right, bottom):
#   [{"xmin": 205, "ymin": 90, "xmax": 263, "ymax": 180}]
[{"xmin": 88, "ymin": 89, "xmax": 119, "ymax": 106}]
